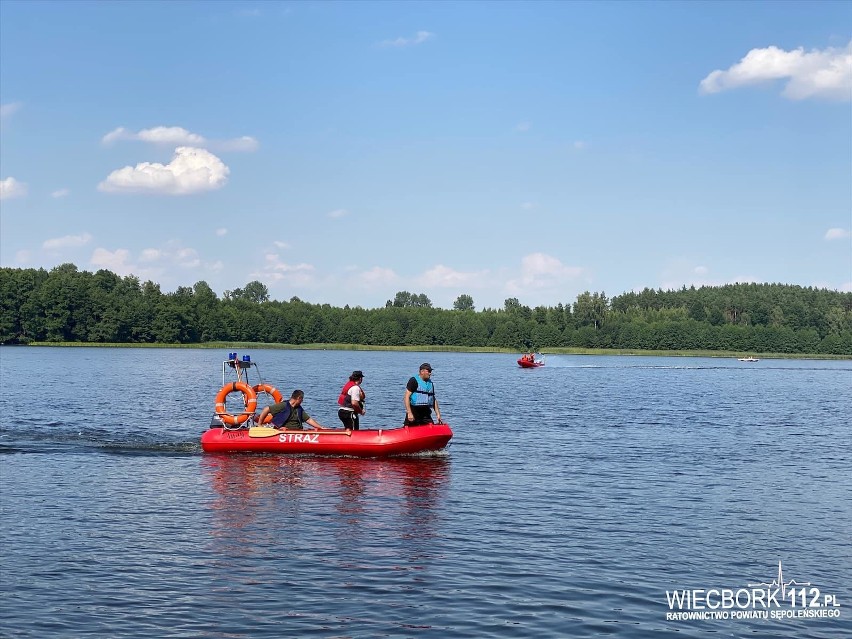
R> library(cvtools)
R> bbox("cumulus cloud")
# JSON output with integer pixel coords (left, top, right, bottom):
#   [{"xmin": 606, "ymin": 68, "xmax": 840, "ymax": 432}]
[
  {"xmin": 89, "ymin": 242, "xmax": 212, "ymax": 281},
  {"xmin": 51, "ymin": 188, "xmax": 70, "ymax": 198},
  {"xmin": 516, "ymin": 121, "xmax": 532, "ymax": 132},
  {"xmin": 359, "ymin": 266, "xmax": 398, "ymax": 287},
  {"xmin": 825, "ymin": 227, "xmax": 851, "ymax": 240},
  {"xmin": 91, "ymin": 248, "xmax": 133, "ymax": 274},
  {"xmin": 176, "ymin": 247, "xmax": 200, "ymax": 268},
  {"xmin": 328, "ymin": 208, "xmax": 349, "ymax": 219},
  {"xmin": 694, "ymin": 265, "xmax": 709, "ymax": 275},
  {"xmin": 140, "ymin": 248, "xmax": 162, "ymax": 262},
  {"xmin": 418, "ymin": 264, "xmax": 490, "ymax": 288},
  {"xmin": 102, "ymin": 126, "xmax": 258, "ymax": 152},
  {"xmin": 255, "ymin": 253, "xmax": 316, "ymax": 286},
  {"xmin": 379, "ymin": 30, "xmax": 434, "ymax": 48},
  {"xmin": 506, "ymin": 253, "xmax": 584, "ymax": 293},
  {"xmin": 215, "ymin": 228, "xmax": 228, "ymax": 237},
  {"xmin": 0, "ymin": 177, "xmax": 27, "ymax": 200},
  {"xmin": 43, "ymin": 233, "xmax": 92, "ymax": 250},
  {"xmin": 98, "ymin": 146, "xmax": 229, "ymax": 195},
  {"xmin": 699, "ymin": 41, "xmax": 852, "ymax": 101}
]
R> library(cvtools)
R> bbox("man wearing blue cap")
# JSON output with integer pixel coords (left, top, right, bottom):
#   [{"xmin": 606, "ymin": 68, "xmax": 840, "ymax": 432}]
[{"xmin": 404, "ymin": 363, "xmax": 442, "ymax": 426}]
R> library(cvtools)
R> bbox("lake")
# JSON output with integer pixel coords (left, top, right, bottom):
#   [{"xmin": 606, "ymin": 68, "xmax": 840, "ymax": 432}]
[{"xmin": 0, "ymin": 347, "xmax": 849, "ymax": 638}]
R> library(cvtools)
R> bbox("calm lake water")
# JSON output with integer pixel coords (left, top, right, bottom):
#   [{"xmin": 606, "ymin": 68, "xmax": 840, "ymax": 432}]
[{"xmin": 0, "ymin": 347, "xmax": 850, "ymax": 638}]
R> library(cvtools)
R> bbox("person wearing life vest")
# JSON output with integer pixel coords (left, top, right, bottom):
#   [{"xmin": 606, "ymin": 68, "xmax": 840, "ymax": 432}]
[
  {"xmin": 404, "ymin": 362, "xmax": 442, "ymax": 426},
  {"xmin": 256, "ymin": 390, "xmax": 326, "ymax": 431},
  {"xmin": 337, "ymin": 370, "xmax": 365, "ymax": 431}
]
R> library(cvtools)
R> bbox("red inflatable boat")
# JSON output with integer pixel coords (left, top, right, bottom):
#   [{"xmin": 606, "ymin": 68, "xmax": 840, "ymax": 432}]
[
  {"xmin": 204, "ymin": 352, "xmax": 453, "ymax": 457},
  {"xmin": 517, "ymin": 354, "xmax": 545, "ymax": 368},
  {"xmin": 201, "ymin": 423, "xmax": 453, "ymax": 457}
]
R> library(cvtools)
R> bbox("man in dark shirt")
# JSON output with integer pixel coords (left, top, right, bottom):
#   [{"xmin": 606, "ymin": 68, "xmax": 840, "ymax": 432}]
[{"xmin": 256, "ymin": 390, "xmax": 326, "ymax": 430}]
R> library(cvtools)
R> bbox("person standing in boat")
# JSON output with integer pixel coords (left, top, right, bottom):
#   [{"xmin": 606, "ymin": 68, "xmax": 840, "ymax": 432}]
[
  {"xmin": 256, "ymin": 390, "xmax": 326, "ymax": 431},
  {"xmin": 404, "ymin": 363, "xmax": 442, "ymax": 426},
  {"xmin": 337, "ymin": 370, "xmax": 366, "ymax": 431}
]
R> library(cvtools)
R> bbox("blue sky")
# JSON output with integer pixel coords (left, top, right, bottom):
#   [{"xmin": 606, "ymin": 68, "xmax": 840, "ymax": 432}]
[{"xmin": 1, "ymin": 0, "xmax": 850, "ymax": 310}]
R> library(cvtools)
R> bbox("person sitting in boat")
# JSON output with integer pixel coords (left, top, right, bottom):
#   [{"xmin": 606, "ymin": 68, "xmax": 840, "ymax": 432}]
[
  {"xmin": 337, "ymin": 370, "xmax": 366, "ymax": 431},
  {"xmin": 256, "ymin": 390, "xmax": 326, "ymax": 431},
  {"xmin": 404, "ymin": 363, "xmax": 442, "ymax": 426}
]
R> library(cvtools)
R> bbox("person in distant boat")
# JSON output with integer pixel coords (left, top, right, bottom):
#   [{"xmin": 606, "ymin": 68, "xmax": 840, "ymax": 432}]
[
  {"xmin": 256, "ymin": 390, "xmax": 326, "ymax": 431},
  {"xmin": 337, "ymin": 370, "xmax": 366, "ymax": 431},
  {"xmin": 404, "ymin": 363, "xmax": 442, "ymax": 426}
]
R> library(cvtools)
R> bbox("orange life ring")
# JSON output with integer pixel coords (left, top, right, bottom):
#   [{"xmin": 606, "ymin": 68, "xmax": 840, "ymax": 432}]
[
  {"xmin": 252, "ymin": 383, "xmax": 284, "ymax": 424},
  {"xmin": 214, "ymin": 381, "xmax": 258, "ymax": 426}
]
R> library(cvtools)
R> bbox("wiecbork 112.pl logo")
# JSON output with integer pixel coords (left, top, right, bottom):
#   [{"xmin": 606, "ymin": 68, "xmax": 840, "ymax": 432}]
[{"xmin": 665, "ymin": 561, "xmax": 842, "ymax": 622}]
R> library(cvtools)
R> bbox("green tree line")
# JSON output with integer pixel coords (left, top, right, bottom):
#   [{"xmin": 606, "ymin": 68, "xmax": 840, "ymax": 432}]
[{"xmin": 1, "ymin": 264, "xmax": 851, "ymax": 355}]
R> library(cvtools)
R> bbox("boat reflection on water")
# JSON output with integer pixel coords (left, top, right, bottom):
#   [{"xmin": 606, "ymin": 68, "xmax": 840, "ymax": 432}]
[{"xmin": 201, "ymin": 453, "xmax": 451, "ymax": 554}]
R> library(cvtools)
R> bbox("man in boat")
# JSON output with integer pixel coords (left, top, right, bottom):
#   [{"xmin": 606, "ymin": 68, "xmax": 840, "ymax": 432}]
[
  {"xmin": 337, "ymin": 370, "xmax": 366, "ymax": 431},
  {"xmin": 404, "ymin": 363, "xmax": 442, "ymax": 426},
  {"xmin": 256, "ymin": 390, "xmax": 327, "ymax": 431}
]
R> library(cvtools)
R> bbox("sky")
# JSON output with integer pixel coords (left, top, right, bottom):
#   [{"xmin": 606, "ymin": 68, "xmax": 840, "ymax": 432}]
[{"xmin": 1, "ymin": 0, "xmax": 850, "ymax": 310}]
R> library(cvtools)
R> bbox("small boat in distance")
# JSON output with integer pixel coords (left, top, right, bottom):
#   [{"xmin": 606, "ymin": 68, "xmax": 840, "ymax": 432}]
[
  {"xmin": 518, "ymin": 353, "xmax": 545, "ymax": 368},
  {"xmin": 738, "ymin": 356, "xmax": 759, "ymax": 362}
]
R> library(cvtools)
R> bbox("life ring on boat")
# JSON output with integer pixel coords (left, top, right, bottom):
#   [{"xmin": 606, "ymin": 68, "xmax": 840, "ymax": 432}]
[
  {"xmin": 252, "ymin": 383, "xmax": 284, "ymax": 424},
  {"xmin": 214, "ymin": 381, "xmax": 258, "ymax": 426}
]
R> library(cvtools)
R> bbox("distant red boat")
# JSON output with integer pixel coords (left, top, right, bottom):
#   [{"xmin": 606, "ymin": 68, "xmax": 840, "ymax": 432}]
[{"xmin": 517, "ymin": 354, "xmax": 545, "ymax": 368}]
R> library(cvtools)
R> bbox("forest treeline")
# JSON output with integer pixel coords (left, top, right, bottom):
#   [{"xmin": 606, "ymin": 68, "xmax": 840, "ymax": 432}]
[{"xmin": 1, "ymin": 264, "xmax": 851, "ymax": 355}]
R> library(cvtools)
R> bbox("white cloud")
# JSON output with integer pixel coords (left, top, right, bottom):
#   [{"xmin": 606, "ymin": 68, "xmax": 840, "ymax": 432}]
[
  {"xmin": 506, "ymin": 253, "xmax": 585, "ymax": 293},
  {"xmin": 89, "ymin": 242, "xmax": 211, "ymax": 282},
  {"xmin": 15, "ymin": 250, "xmax": 31, "ymax": 264},
  {"xmin": 43, "ymin": 233, "xmax": 92, "ymax": 250},
  {"xmin": 418, "ymin": 264, "xmax": 490, "ymax": 288},
  {"xmin": 328, "ymin": 208, "xmax": 349, "ymax": 219},
  {"xmin": 140, "ymin": 248, "xmax": 162, "ymax": 262},
  {"xmin": 516, "ymin": 121, "xmax": 532, "ymax": 132},
  {"xmin": 103, "ymin": 126, "xmax": 204, "ymax": 146},
  {"xmin": 102, "ymin": 126, "xmax": 258, "ymax": 152},
  {"xmin": 91, "ymin": 248, "xmax": 133, "ymax": 274},
  {"xmin": 0, "ymin": 177, "xmax": 27, "ymax": 200},
  {"xmin": 359, "ymin": 266, "xmax": 398, "ymax": 287},
  {"xmin": 51, "ymin": 188, "xmax": 70, "ymax": 198},
  {"xmin": 273, "ymin": 240, "xmax": 290, "ymax": 249},
  {"xmin": 521, "ymin": 202, "xmax": 535, "ymax": 210},
  {"xmin": 694, "ymin": 265, "xmax": 709, "ymax": 275},
  {"xmin": 98, "ymin": 146, "xmax": 230, "ymax": 195},
  {"xmin": 573, "ymin": 141, "xmax": 587, "ymax": 150},
  {"xmin": 0, "ymin": 102, "xmax": 22, "ymax": 120},
  {"xmin": 176, "ymin": 248, "xmax": 201, "ymax": 268},
  {"xmin": 215, "ymin": 228, "xmax": 228, "ymax": 237},
  {"xmin": 700, "ymin": 41, "xmax": 852, "ymax": 101},
  {"xmin": 379, "ymin": 30, "xmax": 434, "ymax": 48},
  {"xmin": 215, "ymin": 136, "xmax": 259, "ymax": 152},
  {"xmin": 825, "ymin": 227, "xmax": 851, "ymax": 240},
  {"xmin": 255, "ymin": 253, "xmax": 317, "ymax": 286}
]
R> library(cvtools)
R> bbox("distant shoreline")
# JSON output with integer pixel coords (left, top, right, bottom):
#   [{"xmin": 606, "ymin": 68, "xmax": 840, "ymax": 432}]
[{"xmin": 15, "ymin": 342, "xmax": 851, "ymax": 360}]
